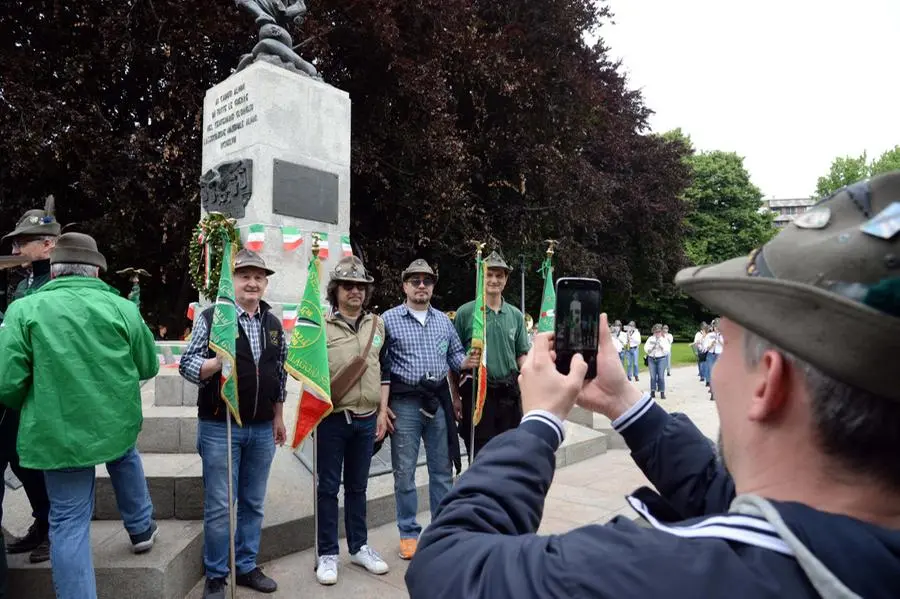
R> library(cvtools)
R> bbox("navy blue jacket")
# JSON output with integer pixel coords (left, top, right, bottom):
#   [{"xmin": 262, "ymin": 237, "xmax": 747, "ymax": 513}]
[{"xmin": 406, "ymin": 397, "xmax": 900, "ymax": 598}]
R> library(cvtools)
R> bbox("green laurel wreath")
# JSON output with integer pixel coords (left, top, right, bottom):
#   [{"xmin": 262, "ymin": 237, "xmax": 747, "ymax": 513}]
[{"xmin": 189, "ymin": 213, "xmax": 242, "ymax": 299}]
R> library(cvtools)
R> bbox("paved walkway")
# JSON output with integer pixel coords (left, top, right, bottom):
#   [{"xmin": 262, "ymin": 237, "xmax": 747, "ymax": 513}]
[{"xmin": 187, "ymin": 365, "xmax": 721, "ymax": 598}]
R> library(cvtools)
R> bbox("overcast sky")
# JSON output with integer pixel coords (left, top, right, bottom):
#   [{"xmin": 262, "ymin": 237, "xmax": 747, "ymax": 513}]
[{"xmin": 595, "ymin": 0, "xmax": 900, "ymax": 198}]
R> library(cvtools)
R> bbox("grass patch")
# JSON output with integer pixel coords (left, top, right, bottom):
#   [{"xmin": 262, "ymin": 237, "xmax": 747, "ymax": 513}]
[{"xmin": 626, "ymin": 341, "xmax": 697, "ymax": 373}]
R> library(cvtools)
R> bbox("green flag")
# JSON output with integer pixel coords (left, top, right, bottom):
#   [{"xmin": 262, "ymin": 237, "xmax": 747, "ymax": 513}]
[
  {"xmin": 537, "ymin": 256, "xmax": 556, "ymax": 333},
  {"xmin": 470, "ymin": 254, "xmax": 489, "ymax": 425},
  {"xmin": 207, "ymin": 237, "xmax": 242, "ymax": 426},
  {"xmin": 285, "ymin": 256, "xmax": 332, "ymax": 448}
]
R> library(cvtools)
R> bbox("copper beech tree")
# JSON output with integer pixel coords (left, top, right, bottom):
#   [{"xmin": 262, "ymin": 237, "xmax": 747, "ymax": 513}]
[{"xmin": 0, "ymin": 0, "xmax": 692, "ymax": 331}]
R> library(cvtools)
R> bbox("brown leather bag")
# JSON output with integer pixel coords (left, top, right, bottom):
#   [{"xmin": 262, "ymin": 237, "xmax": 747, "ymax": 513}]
[{"xmin": 330, "ymin": 315, "xmax": 379, "ymax": 403}]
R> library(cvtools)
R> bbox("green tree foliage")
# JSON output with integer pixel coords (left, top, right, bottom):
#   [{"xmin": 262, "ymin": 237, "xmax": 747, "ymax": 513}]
[
  {"xmin": 631, "ymin": 132, "xmax": 776, "ymax": 336},
  {"xmin": 0, "ymin": 1, "xmax": 692, "ymax": 332},
  {"xmin": 814, "ymin": 146, "xmax": 900, "ymax": 198}
]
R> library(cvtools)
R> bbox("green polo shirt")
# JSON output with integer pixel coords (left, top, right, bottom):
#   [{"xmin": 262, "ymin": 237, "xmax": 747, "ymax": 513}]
[{"xmin": 454, "ymin": 298, "xmax": 530, "ymax": 381}]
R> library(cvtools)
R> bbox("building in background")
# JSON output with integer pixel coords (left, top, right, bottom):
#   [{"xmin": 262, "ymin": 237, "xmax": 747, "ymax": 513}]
[{"xmin": 762, "ymin": 198, "xmax": 816, "ymax": 228}]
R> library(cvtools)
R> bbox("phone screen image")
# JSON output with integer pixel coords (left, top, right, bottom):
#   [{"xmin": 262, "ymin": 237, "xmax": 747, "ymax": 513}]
[{"xmin": 554, "ymin": 278, "xmax": 602, "ymax": 378}]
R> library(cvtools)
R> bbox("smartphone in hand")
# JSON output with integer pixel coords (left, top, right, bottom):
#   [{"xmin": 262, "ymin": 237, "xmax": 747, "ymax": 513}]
[{"xmin": 554, "ymin": 277, "xmax": 602, "ymax": 379}]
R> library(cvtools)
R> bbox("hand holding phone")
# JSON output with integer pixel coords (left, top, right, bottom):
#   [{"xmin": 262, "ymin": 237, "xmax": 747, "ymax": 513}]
[{"xmin": 554, "ymin": 277, "xmax": 602, "ymax": 379}]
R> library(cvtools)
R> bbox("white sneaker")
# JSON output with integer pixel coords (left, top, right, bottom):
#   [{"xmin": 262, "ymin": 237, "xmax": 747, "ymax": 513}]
[
  {"xmin": 316, "ymin": 554, "xmax": 339, "ymax": 585},
  {"xmin": 350, "ymin": 545, "xmax": 389, "ymax": 575}
]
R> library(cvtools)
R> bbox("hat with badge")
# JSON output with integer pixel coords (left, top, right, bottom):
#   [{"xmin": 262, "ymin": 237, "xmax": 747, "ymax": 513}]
[
  {"xmin": 675, "ymin": 170, "xmax": 900, "ymax": 401},
  {"xmin": 233, "ymin": 248, "xmax": 275, "ymax": 275},
  {"xmin": 330, "ymin": 256, "xmax": 374, "ymax": 284},
  {"xmin": 401, "ymin": 258, "xmax": 437, "ymax": 282},
  {"xmin": 484, "ymin": 250, "xmax": 512, "ymax": 272},
  {"xmin": 2, "ymin": 196, "xmax": 61, "ymax": 243}
]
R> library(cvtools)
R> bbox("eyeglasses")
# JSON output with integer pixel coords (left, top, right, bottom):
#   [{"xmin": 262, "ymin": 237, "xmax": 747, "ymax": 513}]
[
  {"xmin": 10, "ymin": 237, "xmax": 42, "ymax": 252},
  {"xmin": 407, "ymin": 277, "xmax": 435, "ymax": 288},
  {"xmin": 340, "ymin": 282, "xmax": 367, "ymax": 291}
]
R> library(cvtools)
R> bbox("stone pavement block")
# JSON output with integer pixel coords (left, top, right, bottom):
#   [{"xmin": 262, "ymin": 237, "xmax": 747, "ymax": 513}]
[
  {"xmin": 154, "ymin": 374, "xmax": 183, "ymax": 407},
  {"xmin": 182, "ymin": 381, "xmax": 198, "ymax": 407},
  {"xmin": 138, "ymin": 416, "xmax": 181, "ymax": 454},
  {"xmin": 179, "ymin": 417, "xmax": 198, "ymax": 453},
  {"xmin": 174, "ymin": 478, "xmax": 205, "ymax": 520},
  {"xmin": 567, "ymin": 405, "xmax": 594, "ymax": 427}
]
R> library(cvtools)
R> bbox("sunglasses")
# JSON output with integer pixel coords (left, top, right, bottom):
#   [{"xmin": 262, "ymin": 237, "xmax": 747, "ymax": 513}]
[
  {"xmin": 340, "ymin": 282, "xmax": 367, "ymax": 291},
  {"xmin": 407, "ymin": 277, "xmax": 435, "ymax": 288}
]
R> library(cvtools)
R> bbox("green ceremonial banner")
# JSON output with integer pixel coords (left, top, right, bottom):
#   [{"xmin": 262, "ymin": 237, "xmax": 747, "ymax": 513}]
[
  {"xmin": 537, "ymin": 256, "xmax": 556, "ymax": 333},
  {"xmin": 285, "ymin": 256, "xmax": 333, "ymax": 448},
  {"xmin": 207, "ymin": 236, "xmax": 242, "ymax": 426}
]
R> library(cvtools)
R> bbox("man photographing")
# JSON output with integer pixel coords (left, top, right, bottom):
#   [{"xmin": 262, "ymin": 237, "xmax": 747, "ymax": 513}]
[{"xmin": 406, "ymin": 171, "xmax": 900, "ymax": 598}]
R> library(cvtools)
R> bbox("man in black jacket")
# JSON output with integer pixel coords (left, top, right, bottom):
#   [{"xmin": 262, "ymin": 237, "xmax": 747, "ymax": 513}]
[
  {"xmin": 406, "ymin": 171, "xmax": 900, "ymax": 598},
  {"xmin": 180, "ymin": 249, "xmax": 287, "ymax": 599},
  {"xmin": 0, "ymin": 206, "xmax": 59, "ymax": 565}
]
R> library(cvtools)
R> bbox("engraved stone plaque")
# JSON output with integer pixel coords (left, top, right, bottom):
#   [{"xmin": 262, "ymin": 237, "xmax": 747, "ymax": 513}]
[{"xmin": 272, "ymin": 159, "xmax": 339, "ymax": 224}]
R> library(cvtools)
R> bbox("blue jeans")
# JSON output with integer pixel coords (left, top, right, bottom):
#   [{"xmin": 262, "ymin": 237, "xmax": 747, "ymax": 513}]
[
  {"xmin": 707, "ymin": 353, "xmax": 719, "ymax": 387},
  {"xmin": 665, "ymin": 353, "xmax": 671, "ymax": 375},
  {"xmin": 197, "ymin": 419, "xmax": 275, "ymax": 579},
  {"xmin": 390, "ymin": 396, "xmax": 452, "ymax": 539},
  {"xmin": 316, "ymin": 411, "xmax": 376, "ymax": 556},
  {"xmin": 648, "ymin": 356, "xmax": 666, "ymax": 394},
  {"xmin": 625, "ymin": 347, "xmax": 640, "ymax": 379},
  {"xmin": 43, "ymin": 447, "xmax": 153, "ymax": 599}
]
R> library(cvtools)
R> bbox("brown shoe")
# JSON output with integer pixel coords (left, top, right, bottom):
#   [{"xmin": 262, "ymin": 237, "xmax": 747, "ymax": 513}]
[{"xmin": 399, "ymin": 538, "xmax": 418, "ymax": 560}]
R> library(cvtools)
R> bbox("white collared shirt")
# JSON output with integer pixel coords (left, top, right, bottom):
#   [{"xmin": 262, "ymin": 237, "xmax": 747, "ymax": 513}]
[
  {"xmin": 644, "ymin": 335, "xmax": 670, "ymax": 358},
  {"xmin": 628, "ymin": 329, "xmax": 641, "ymax": 348}
]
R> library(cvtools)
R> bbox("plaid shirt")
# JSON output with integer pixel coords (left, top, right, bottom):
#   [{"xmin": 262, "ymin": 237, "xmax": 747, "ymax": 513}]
[
  {"xmin": 381, "ymin": 303, "xmax": 466, "ymax": 385},
  {"xmin": 180, "ymin": 303, "xmax": 287, "ymax": 401}
]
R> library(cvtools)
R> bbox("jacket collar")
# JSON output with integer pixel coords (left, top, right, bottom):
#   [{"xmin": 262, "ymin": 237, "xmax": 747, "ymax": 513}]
[{"xmin": 41, "ymin": 275, "xmax": 118, "ymax": 295}]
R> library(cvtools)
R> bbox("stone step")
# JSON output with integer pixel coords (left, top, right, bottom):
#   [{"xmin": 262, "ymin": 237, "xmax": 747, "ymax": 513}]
[
  {"xmin": 592, "ymin": 413, "xmax": 627, "ymax": 450},
  {"xmin": 7, "ymin": 520, "xmax": 204, "ymax": 599},
  {"xmin": 137, "ymin": 404, "xmax": 198, "ymax": 454},
  {"xmin": 95, "ymin": 453, "xmax": 203, "ymax": 521},
  {"xmin": 151, "ymin": 369, "xmax": 199, "ymax": 408},
  {"xmin": 11, "ymin": 421, "xmax": 607, "ymax": 598}
]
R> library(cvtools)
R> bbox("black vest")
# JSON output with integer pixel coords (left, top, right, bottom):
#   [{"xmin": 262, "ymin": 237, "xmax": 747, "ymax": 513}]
[{"xmin": 197, "ymin": 304, "xmax": 284, "ymax": 423}]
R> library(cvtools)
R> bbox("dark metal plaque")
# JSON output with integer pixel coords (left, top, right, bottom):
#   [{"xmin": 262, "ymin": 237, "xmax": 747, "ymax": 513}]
[{"xmin": 272, "ymin": 159, "xmax": 339, "ymax": 224}]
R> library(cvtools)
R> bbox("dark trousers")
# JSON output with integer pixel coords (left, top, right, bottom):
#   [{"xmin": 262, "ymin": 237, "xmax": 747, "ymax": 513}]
[
  {"xmin": 316, "ymin": 411, "xmax": 376, "ymax": 556},
  {"xmin": 459, "ymin": 378, "xmax": 522, "ymax": 460},
  {"xmin": 0, "ymin": 409, "xmax": 50, "ymax": 524}
]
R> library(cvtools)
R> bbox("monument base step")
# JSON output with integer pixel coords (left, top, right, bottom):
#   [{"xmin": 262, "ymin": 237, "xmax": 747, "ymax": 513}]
[{"xmin": 8, "ymin": 422, "xmax": 607, "ymax": 598}]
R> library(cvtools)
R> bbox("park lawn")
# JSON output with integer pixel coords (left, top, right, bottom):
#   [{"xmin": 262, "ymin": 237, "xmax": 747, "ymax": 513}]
[{"xmin": 632, "ymin": 341, "xmax": 696, "ymax": 373}]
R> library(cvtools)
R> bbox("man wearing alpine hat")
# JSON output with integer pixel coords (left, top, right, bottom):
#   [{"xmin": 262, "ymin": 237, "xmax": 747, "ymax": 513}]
[
  {"xmin": 0, "ymin": 200, "xmax": 60, "ymax": 565},
  {"xmin": 315, "ymin": 256, "xmax": 391, "ymax": 585},
  {"xmin": 453, "ymin": 251, "xmax": 530, "ymax": 459},
  {"xmin": 406, "ymin": 172, "xmax": 900, "ymax": 599}
]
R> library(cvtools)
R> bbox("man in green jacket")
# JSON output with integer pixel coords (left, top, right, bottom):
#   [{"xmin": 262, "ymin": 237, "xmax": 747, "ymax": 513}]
[
  {"xmin": 0, "ymin": 206, "xmax": 59, "ymax": 564},
  {"xmin": 0, "ymin": 233, "xmax": 160, "ymax": 599}
]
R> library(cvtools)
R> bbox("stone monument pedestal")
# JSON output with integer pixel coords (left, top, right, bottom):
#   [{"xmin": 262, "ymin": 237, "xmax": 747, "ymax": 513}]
[{"xmin": 200, "ymin": 61, "xmax": 352, "ymax": 315}]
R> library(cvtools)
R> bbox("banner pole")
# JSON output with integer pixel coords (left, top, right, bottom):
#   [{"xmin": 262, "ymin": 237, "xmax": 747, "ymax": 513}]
[
  {"xmin": 226, "ymin": 411, "xmax": 237, "ymax": 599},
  {"xmin": 312, "ymin": 429, "xmax": 319, "ymax": 572},
  {"xmin": 468, "ymin": 241, "xmax": 485, "ymax": 465}
]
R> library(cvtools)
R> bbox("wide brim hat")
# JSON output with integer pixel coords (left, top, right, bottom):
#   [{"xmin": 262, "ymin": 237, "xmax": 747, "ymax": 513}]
[
  {"xmin": 484, "ymin": 250, "xmax": 512, "ymax": 272},
  {"xmin": 401, "ymin": 258, "xmax": 437, "ymax": 282},
  {"xmin": 50, "ymin": 232, "xmax": 107, "ymax": 272},
  {"xmin": 675, "ymin": 170, "xmax": 900, "ymax": 401},
  {"xmin": 330, "ymin": 256, "xmax": 374, "ymax": 284},
  {"xmin": 234, "ymin": 248, "xmax": 275, "ymax": 275},
  {"xmin": 2, "ymin": 209, "xmax": 61, "ymax": 243}
]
